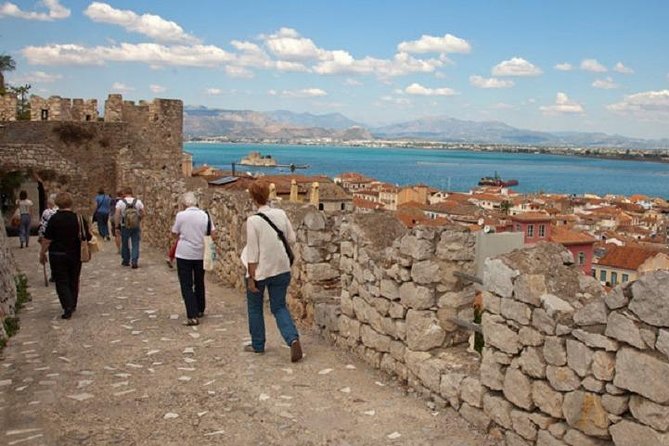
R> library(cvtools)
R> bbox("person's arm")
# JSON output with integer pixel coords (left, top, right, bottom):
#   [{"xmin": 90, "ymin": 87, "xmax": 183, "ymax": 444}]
[
  {"xmin": 284, "ymin": 212, "xmax": 296, "ymax": 244},
  {"xmin": 245, "ymin": 218, "xmax": 259, "ymax": 292},
  {"xmin": 39, "ymin": 239, "xmax": 51, "ymax": 265},
  {"xmin": 114, "ymin": 202, "xmax": 122, "ymax": 231}
]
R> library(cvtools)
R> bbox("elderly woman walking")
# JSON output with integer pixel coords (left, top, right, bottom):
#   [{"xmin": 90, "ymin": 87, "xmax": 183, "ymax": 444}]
[
  {"xmin": 16, "ymin": 190, "xmax": 33, "ymax": 248},
  {"xmin": 38, "ymin": 192, "xmax": 91, "ymax": 319},
  {"xmin": 243, "ymin": 181, "xmax": 303, "ymax": 362},
  {"xmin": 171, "ymin": 192, "xmax": 216, "ymax": 326}
]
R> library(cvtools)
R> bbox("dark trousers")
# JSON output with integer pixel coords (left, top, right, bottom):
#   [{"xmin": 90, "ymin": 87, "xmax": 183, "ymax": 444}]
[
  {"xmin": 176, "ymin": 258, "xmax": 206, "ymax": 318},
  {"xmin": 49, "ymin": 252, "xmax": 82, "ymax": 312},
  {"xmin": 95, "ymin": 212, "xmax": 109, "ymax": 238}
]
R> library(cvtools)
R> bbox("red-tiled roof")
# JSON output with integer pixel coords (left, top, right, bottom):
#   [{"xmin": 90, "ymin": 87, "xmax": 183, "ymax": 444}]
[
  {"xmin": 596, "ymin": 245, "xmax": 663, "ymax": 270},
  {"xmin": 510, "ymin": 211, "xmax": 552, "ymax": 222},
  {"xmin": 550, "ymin": 227, "xmax": 596, "ymax": 246}
]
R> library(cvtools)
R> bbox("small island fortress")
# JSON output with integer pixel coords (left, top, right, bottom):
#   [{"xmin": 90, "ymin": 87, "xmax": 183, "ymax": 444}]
[{"xmin": 239, "ymin": 151, "xmax": 277, "ymax": 167}]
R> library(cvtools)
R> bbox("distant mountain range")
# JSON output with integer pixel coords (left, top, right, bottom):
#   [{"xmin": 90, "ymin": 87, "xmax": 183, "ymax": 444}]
[{"xmin": 184, "ymin": 106, "xmax": 668, "ymax": 149}]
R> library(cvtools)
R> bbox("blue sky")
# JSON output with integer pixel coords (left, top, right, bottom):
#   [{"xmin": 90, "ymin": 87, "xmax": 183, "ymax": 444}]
[{"xmin": 2, "ymin": 0, "xmax": 669, "ymax": 139}]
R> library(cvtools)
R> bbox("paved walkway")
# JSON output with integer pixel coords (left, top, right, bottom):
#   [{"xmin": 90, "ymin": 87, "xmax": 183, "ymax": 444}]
[{"xmin": 1, "ymin": 239, "xmax": 493, "ymax": 445}]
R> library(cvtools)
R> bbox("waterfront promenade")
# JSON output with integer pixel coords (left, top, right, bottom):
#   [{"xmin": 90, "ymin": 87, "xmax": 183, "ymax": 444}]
[{"xmin": 0, "ymin": 241, "xmax": 493, "ymax": 445}]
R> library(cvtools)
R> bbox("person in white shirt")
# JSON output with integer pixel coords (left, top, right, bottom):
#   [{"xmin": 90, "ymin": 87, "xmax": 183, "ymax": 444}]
[
  {"xmin": 16, "ymin": 190, "xmax": 34, "ymax": 248},
  {"xmin": 243, "ymin": 181, "xmax": 302, "ymax": 362},
  {"xmin": 113, "ymin": 187, "xmax": 145, "ymax": 268},
  {"xmin": 171, "ymin": 192, "xmax": 216, "ymax": 326}
]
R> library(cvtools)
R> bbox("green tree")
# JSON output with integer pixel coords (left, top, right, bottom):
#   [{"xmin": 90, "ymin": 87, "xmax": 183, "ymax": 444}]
[
  {"xmin": 10, "ymin": 84, "xmax": 31, "ymax": 120},
  {"xmin": 499, "ymin": 199, "xmax": 512, "ymax": 215},
  {"xmin": 0, "ymin": 53, "xmax": 16, "ymax": 94}
]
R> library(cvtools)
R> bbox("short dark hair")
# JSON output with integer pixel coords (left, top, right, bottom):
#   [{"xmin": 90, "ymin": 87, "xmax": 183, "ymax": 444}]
[
  {"xmin": 249, "ymin": 181, "xmax": 269, "ymax": 205},
  {"xmin": 19, "ymin": 190, "xmax": 27, "ymax": 200},
  {"xmin": 122, "ymin": 186, "xmax": 133, "ymax": 195},
  {"xmin": 98, "ymin": 188, "xmax": 105, "ymax": 195},
  {"xmin": 54, "ymin": 192, "xmax": 73, "ymax": 209}
]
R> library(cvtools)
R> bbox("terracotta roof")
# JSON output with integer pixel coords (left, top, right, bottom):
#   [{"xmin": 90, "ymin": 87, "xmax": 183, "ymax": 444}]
[
  {"xmin": 338, "ymin": 172, "xmax": 375, "ymax": 182},
  {"xmin": 510, "ymin": 211, "xmax": 552, "ymax": 222},
  {"xmin": 353, "ymin": 197, "xmax": 383, "ymax": 210},
  {"xmin": 550, "ymin": 227, "xmax": 596, "ymax": 246},
  {"xmin": 596, "ymin": 245, "xmax": 663, "ymax": 270}
]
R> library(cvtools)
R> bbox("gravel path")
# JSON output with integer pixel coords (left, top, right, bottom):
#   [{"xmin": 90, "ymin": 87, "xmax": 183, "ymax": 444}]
[{"xmin": 1, "ymin": 239, "xmax": 495, "ymax": 445}]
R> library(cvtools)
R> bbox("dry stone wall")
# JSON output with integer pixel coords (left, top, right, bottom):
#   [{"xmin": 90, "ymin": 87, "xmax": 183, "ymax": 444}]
[
  {"xmin": 479, "ymin": 243, "xmax": 669, "ymax": 445},
  {"xmin": 0, "ymin": 218, "xmax": 17, "ymax": 341}
]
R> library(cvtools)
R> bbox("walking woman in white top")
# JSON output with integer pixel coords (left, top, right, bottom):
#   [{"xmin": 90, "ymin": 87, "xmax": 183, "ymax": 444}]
[
  {"xmin": 16, "ymin": 190, "xmax": 33, "ymax": 248},
  {"xmin": 243, "ymin": 181, "xmax": 303, "ymax": 362}
]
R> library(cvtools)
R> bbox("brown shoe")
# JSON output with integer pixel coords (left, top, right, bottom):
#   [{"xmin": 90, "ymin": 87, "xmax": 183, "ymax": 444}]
[{"xmin": 290, "ymin": 339, "xmax": 303, "ymax": 363}]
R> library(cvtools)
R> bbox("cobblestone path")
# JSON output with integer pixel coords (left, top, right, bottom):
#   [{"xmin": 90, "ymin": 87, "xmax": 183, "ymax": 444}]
[{"xmin": 1, "ymin": 240, "xmax": 493, "ymax": 445}]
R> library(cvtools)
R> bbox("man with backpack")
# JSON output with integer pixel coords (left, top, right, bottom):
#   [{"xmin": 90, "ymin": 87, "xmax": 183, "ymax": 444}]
[{"xmin": 114, "ymin": 186, "xmax": 146, "ymax": 269}]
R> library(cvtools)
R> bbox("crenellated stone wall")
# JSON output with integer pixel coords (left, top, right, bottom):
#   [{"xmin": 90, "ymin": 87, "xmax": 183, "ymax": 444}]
[
  {"xmin": 29, "ymin": 95, "xmax": 99, "ymax": 122},
  {"xmin": 478, "ymin": 243, "xmax": 669, "ymax": 445}
]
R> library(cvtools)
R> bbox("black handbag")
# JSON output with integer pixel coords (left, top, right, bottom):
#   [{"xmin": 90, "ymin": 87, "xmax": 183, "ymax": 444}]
[{"xmin": 255, "ymin": 212, "xmax": 294, "ymax": 265}]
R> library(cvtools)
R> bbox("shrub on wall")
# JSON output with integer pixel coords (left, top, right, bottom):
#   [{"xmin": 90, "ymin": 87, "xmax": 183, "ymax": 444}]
[{"xmin": 54, "ymin": 122, "xmax": 95, "ymax": 145}]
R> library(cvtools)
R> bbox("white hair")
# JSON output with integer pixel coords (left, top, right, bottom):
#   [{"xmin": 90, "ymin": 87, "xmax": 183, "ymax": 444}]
[
  {"xmin": 181, "ymin": 191, "xmax": 198, "ymax": 207},
  {"xmin": 47, "ymin": 193, "xmax": 57, "ymax": 206}
]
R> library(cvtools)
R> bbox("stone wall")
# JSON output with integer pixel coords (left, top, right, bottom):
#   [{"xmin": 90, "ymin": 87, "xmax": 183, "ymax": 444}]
[
  {"xmin": 0, "ymin": 217, "xmax": 17, "ymax": 341},
  {"xmin": 478, "ymin": 243, "xmax": 669, "ymax": 445},
  {"xmin": 0, "ymin": 93, "xmax": 17, "ymax": 121},
  {"xmin": 0, "ymin": 94, "xmax": 183, "ymax": 215},
  {"xmin": 29, "ymin": 95, "xmax": 99, "ymax": 122}
]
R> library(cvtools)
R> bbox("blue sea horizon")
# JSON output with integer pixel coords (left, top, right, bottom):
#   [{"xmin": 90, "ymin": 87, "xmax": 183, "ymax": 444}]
[{"xmin": 185, "ymin": 143, "xmax": 669, "ymax": 199}]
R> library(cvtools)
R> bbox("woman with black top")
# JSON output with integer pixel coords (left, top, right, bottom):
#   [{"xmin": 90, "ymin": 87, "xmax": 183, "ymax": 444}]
[{"xmin": 39, "ymin": 192, "xmax": 91, "ymax": 319}]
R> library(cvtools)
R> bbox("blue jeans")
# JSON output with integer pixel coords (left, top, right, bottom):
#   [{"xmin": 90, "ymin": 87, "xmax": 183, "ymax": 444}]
[
  {"xmin": 19, "ymin": 213, "xmax": 31, "ymax": 245},
  {"xmin": 246, "ymin": 271, "xmax": 299, "ymax": 352},
  {"xmin": 96, "ymin": 212, "xmax": 109, "ymax": 238},
  {"xmin": 176, "ymin": 258, "xmax": 206, "ymax": 319},
  {"xmin": 120, "ymin": 227, "xmax": 141, "ymax": 265}
]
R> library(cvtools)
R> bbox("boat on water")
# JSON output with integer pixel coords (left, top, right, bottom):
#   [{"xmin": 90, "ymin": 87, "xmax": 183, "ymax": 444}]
[{"xmin": 478, "ymin": 172, "xmax": 519, "ymax": 187}]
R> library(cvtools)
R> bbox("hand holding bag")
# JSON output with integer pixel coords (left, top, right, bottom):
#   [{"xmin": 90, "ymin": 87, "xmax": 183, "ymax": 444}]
[
  {"xmin": 203, "ymin": 211, "xmax": 216, "ymax": 271},
  {"xmin": 78, "ymin": 215, "xmax": 91, "ymax": 263},
  {"xmin": 10, "ymin": 208, "xmax": 20, "ymax": 227}
]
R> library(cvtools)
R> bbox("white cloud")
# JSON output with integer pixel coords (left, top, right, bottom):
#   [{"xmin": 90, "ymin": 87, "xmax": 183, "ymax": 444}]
[
  {"xmin": 313, "ymin": 51, "xmax": 443, "ymax": 78},
  {"xmin": 271, "ymin": 88, "xmax": 328, "ymax": 98},
  {"xmin": 469, "ymin": 75, "xmax": 514, "ymax": 89},
  {"xmin": 0, "ymin": 0, "xmax": 69, "ymax": 21},
  {"xmin": 344, "ymin": 78, "xmax": 362, "ymax": 86},
  {"xmin": 206, "ymin": 88, "xmax": 222, "ymax": 95},
  {"xmin": 490, "ymin": 102, "xmax": 514, "ymax": 110},
  {"xmin": 540, "ymin": 92, "xmax": 584, "ymax": 114},
  {"xmin": 404, "ymin": 82, "xmax": 456, "ymax": 96},
  {"xmin": 378, "ymin": 95, "xmax": 411, "ymax": 106},
  {"xmin": 84, "ymin": 2, "xmax": 198, "ymax": 44},
  {"xmin": 149, "ymin": 84, "xmax": 166, "ymax": 93},
  {"xmin": 607, "ymin": 90, "xmax": 669, "ymax": 116},
  {"xmin": 12, "ymin": 70, "xmax": 62, "ymax": 83},
  {"xmin": 613, "ymin": 62, "xmax": 634, "ymax": 74},
  {"xmin": 580, "ymin": 58, "xmax": 607, "ymax": 72},
  {"xmin": 262, "ymin": 27, "xmax": 324, "ymax": 61},
  {"xmin": 554, "ymin": 62, "xmax": 573, "ymax": 71},
  {"xmin": 111, "ymin": 82, "xmax": 134, "ymax": 93},
  {"xmin": 592, "ymin": 77, "xmax": 619, "ymax": 90},
  {"xmin": 492, "ymin": 57, "xmax": 542, "ymax": 77},
  {"xmin": 224, "ymin": 65, "xmax": 254, "ymax": 78},
  {"xmin": 397, "ymin": 33, "xmax": 471, "ymax": 54},
  {"xmin": 22, "ymin": 43, "xmax": 234, "ymax": 67}
]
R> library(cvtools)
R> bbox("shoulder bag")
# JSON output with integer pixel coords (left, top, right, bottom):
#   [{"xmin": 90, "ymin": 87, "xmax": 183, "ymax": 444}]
[
  {"xmin": 203, "ymin": 211, "xmax": 216, "ymax": 271},
  {"xmin": 78, "ymin": 214, "xmax": 91, "ymax": 263},
  {"xmin": 255, "ymin": 212, "xmax": 294, "ymax": 266}
]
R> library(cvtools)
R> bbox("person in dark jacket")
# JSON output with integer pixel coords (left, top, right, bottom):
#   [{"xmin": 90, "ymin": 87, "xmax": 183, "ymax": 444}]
[{"xmin": 39, "ymin": 192, "xmax": 91, "ymax": 319}]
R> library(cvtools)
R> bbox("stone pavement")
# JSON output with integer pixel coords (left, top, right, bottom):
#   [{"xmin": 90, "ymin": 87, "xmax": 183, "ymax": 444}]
[{"xmin": 1, "ymin": 239, "xmax": 494, "ymax": 445}]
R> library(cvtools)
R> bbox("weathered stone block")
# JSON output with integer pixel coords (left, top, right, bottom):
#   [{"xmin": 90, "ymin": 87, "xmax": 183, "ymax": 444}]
[
  {"xmin": 581, "ymin": 376, "xmax": 604, "ymax": 393},
  {"xmin": 605, "ymin": 286, "xmax": 628, "ymax": 310},
  {"xmin": 544, "ymin": 336, "xmax": 567, "ymax": 366},
  {"xmin": 460, "ymin": 377, "xmax": 483, "ymax": 408},
  {"xmin": 519, "ymin": 346, "xmax": 546, "ymax": 379},
  {"xmin": 514, "ymin": 274, "xmax": 547, "ymax": 307},
  {"xmin": 399, "ymin": 282, "xmax": 435, "ymax": 310},
  {"xmin": 658, "ymin": 329, "xmax": 669, "ymax": 360},
  {"xmin": 440, "ymin": 372, "xmax": 465, "ymax": 405},
  {"xmin": 306, "ymin": 262, "xmax": 339, "ymax": 281},
  {"xmin": 610, "ymin": 419, "xmax": 669, "ymax": 446},
  {"xmin": 601, "ymin": 394, "xmax": 628, "ymax": 416},
  {"xmin": 403, "ymin": 349, "xmax": 432, "ymax": 377},
  {"xmin": 360, "ymin": 324, "xmax": 391, "ymax": 352},
  {"xmin": 406, "ymin": 310, "xmax": 445, "ymax": 351},
  {"xmin": 502, "ymin": 299, "xmax": 532, "ymax": 325},
  {"xmin": 504, "ymin": 367, "xmax": 534, "ymax": 410},
  {"xmin": 482, "ymin": 313, "xmax": 520, "ymax": 354},
  {"xmin": 563, "ymin": 428, "xmax": 610, "ymax": 446},
  {"xmin": 572, "ymin": 329, "xmax": 618, "ymax": 351},
  {"xmin": 614, "ymin": 347, "xmax": 669, "ymax": 404},
  {"xmin": 541, "ymin": 294, "xmax": 575, "ymax": 318},
  {"xmin": 482, "ymin": 393, "xmax": 513, "ymax": 429},
  {"xmin": 573, "ymin": 299, "xmax": 608, "ymax": 326},
  {"xmin": 482, "ymin": 291, "xmax": 501, "ymax": 314},
  {"xmin": 410, "ymin": 260, "xmax": 440, "ymax": 284},
  {"xmin": 629, "ymin": 394, "xmax": 669, "ymax": 432},
  {"xmin": 605, "ymin": 311, "xmax": 646, "ymax": 349},
  {"xmin": 459, "ymin": 403, "xmax": 491, "ymax": 431},
  {"xmin": 379, "ymin": 279, "xmax": 400, "ymax": 300},
  {"xmin": 340, "ymin": 240, "xmax": 354, "ymax": 257},
  {"xmin": 483, "ymin": 258, "xmax": 519, "ymax": 299},
  {"xmin": 389, "ymin": 340, "xmax": 405, "ymax": 362},
  {"xmin": 388, "ymin": 301, "xmax": 406, "ymax": 319},
  {"xmin": 511, "ymin": 409, "xmax": 539, "ymax": 441},
  {"xmin": 418, "ymin": 358, "xmax": 447, "ymax": 393},
  {"xmin": 562, "ymin": 390, "xmax": 610, "ymax": 437},
  {"xmin": 533, "ymin": 308, "xmax": 557, "ymax": 335},
  {"xmin": 629, "ymin": 270, "xmax": 669, "ymax": 327},
  {"xmin": 536, "ymin": 430, "xmax": 567, "ymax": 446},
  {"xmin": 399, "ymin": 234, "xmax": 434, "ymax": 260},
  {"xmin": 519, "ymin": 326, "xmax": 544, "ymax": 347},
  {"xmin": 566, "ymin": 339, "xmax": 594, "ymax": 377},
  {"xmin": 532, "ymin": 380, "xmax": 564, "ymax": 418},
  {"xmin": 591, "ymin": 351, "xmax": 615, "ymax": 382},
  {"xmin": 481, "ymin": 348, "xmax": 504, "ymax": 391},
  {"xmin": 546, "ymin": 366, "xmax": 580, "ymax": 392}
]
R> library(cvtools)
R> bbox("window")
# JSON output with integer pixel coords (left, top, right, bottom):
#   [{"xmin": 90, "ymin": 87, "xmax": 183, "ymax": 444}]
[
  {"xmin": 527, "ymin": 224, "xmax": 534, "ymax": 237},
  {"xmin": 539, "ymin": 224, "xmax": 546, "ymax": 238},
  {"xmin": 515, "ymin": 224, "xmax": 521, "ymax": 232},
  {"xmin": 600, "ymin": 270, "xmax": 607, "ymax": 282},
  {"xmin": 41, "ymin": 109, "xmax": 49, "ymax": 120},
  {"xmin": 578, "ymin": 252, "xmax": 585, "ymax": 265},
  {"xmin": 85, "ymin": 114, "xmax": 91, "ymax": 121},
  {"xmin": 340, "ymin": 203, "xmax": 346, "ymax": 211},
  {"xmin": 611, "ymin": 272, "xmax": 618, "ymax": 286},
  {"xmin": 622, "ymin": 274, "xmax": 629, "ymax": 283},
  {"xmin": 318, "ymin": 203, "xmax": 324, "ymax": 211}
]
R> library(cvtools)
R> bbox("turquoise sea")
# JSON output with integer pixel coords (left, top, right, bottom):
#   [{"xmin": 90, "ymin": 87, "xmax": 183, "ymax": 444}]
[{"xmin": 185, "ymin": 143, "xmax": 669, "ymax": 199}]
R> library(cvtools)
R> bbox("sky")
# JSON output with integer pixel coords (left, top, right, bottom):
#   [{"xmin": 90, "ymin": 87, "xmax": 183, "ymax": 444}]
[{"xmin": 1, "ymin": 0, "xmax": 669, "ymax": 139}]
